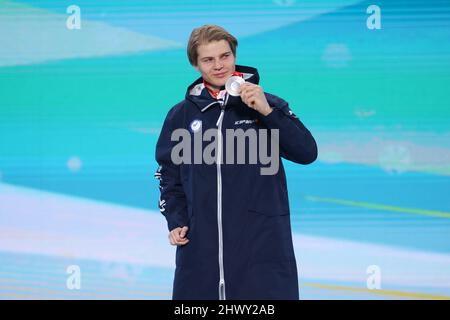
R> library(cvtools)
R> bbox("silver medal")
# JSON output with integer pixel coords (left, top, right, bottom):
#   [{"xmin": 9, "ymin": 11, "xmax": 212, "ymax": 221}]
[{"xmin": 225, "ymin": 76, "xmax": 245, "ymax": 96}]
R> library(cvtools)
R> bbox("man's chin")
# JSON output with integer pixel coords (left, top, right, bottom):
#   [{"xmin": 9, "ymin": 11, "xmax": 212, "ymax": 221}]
[{"xmin": 209, "ymin": 80, "xmax": 226, "ymax": 88}]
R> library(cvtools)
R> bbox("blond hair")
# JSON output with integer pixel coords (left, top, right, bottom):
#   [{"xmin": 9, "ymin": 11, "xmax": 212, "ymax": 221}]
[{"xmin": 187, "ymin": 25, "xmax": 238, "ymax": 66}]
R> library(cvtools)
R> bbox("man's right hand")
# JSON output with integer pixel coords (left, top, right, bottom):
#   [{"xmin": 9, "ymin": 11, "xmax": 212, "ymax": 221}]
[{"xmin": 169, "ymin": 226, "xmax": 190, "ymax": 246}]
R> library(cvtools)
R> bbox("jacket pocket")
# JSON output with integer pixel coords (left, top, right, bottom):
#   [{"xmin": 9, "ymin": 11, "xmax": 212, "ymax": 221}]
[
  {"xmin": 247, "ymin": 189, "xmax": 289, "ymax": 217},
  {"xmin": 245, "ymin": 166, "xmax": 291, "ymax": 217}
]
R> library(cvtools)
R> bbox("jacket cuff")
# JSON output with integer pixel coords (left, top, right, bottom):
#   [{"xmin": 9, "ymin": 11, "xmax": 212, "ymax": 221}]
[
  {"xmin": 166, "ymin": 213, "xmax": 188, "ymax": 232},
  {"xmin": 258, "ymin": 107, "xmax": 285, "ymax": 129},
  {"xmin": 167, "ymin": 220, "xmax": 180, "ymax": 232}
]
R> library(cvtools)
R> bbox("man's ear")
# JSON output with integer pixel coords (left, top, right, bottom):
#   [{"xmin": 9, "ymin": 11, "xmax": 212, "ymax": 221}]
[{"xmin": 193, "ymin": 65, "xmax": 199, "ymax": 72}]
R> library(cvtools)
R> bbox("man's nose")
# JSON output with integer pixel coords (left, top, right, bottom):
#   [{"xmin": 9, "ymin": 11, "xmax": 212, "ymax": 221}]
[{"xmin": 213, "ymin": 59, "xmax": 223, "ymax": 70}]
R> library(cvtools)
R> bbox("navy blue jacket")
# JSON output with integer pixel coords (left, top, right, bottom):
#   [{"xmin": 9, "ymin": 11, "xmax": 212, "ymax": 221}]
[{"xmin": 155, "ymin": 65, "xmax": 317, "ymax": 300}]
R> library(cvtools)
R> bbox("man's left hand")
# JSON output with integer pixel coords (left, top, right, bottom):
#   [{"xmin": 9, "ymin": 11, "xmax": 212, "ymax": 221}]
[{"xmin": 239, "ymin": 83, "xmax": 273, "ymax": 116}]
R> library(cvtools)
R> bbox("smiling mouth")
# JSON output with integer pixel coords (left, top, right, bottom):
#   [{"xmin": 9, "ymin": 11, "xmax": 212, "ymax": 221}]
[{"xmin": 214, "ymin": 72, "xmax": 227, "ymax": 78}]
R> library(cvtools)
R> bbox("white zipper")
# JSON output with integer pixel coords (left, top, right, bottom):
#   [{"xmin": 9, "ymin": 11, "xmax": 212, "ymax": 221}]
[
  {"xmin": 202, "ymin": 101, "xmax": 220, "ymax": 113},
  {"xmin": 216, "ymin": 94, "xmax": 228, "ymax": 300}
]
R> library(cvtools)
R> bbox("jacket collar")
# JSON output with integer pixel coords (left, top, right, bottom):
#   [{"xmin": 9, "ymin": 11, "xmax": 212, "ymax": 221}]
[{"xmin": 185, "ymin": 65, "xmax": 260, "ymax": 112}]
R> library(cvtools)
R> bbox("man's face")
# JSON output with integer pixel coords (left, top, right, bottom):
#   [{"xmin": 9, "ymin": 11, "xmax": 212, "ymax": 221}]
[{"xmin": 194, "ymin": 40, "xmax": 236, "ymax": 89}]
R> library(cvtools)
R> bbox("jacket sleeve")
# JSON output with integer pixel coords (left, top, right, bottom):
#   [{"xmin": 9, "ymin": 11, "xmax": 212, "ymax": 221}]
[
  {"xmin": 154, "ymin": 109, "xmax": 189, "ymax": 232},
  {"xmin": 258, "ymin": 93, "xmax": 318, "ymax": 164}
]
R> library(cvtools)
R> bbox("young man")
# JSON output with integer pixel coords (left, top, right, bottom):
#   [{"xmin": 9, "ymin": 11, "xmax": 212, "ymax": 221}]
[{"xmin": 155, "ymin": 25, "xmax": 317, "ymax": 300}]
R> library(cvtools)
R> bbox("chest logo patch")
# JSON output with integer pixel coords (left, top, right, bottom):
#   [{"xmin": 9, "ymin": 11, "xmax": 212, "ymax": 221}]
[{"xmin": 190, "ymin": 119, "xmax": 202, "ymax": 133}]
